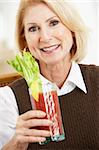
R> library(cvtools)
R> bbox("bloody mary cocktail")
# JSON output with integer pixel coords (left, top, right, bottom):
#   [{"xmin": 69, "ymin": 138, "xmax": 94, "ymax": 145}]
[{"xmin": 30, "ymin": 83, "xmax": 65, "ymax": 144}]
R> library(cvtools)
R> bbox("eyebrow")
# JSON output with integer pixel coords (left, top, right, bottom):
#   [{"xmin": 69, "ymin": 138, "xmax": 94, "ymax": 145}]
[
  {"xmin": 45, "ymin": 16, "xmax": 58, "ymax": 22},
  {"xmin": 26, "ymin": 16, "xmax": 58, "ymax": 25}
]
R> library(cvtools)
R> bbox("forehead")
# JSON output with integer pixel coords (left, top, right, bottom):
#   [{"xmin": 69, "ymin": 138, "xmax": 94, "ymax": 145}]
[{"xmin": 24, "ymin": 3, "xmax": 57, "ymax": 23}]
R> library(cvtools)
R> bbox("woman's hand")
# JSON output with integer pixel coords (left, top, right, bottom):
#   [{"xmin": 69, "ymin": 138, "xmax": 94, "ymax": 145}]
[{"xmin": 2, "ymin": 110, "xmax": 52, "ymax": 150}]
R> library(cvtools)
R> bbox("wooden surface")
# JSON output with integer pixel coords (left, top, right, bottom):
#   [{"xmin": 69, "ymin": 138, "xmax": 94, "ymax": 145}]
[{"xmin": 0, "ymin": 73, "xmax": 21, "ymax": 87}]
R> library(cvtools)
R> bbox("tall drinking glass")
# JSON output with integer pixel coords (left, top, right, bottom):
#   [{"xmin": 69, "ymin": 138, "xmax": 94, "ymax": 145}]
[{"xmin": 29, "ymin": 82, "xmax": 65, "ymax": 144}]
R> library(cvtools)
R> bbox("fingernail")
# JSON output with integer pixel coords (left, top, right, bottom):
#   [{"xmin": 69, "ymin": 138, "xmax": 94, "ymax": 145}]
[
  {"xmin": 50, "ymin": 131, "xmax": 52, "ymax": 136},
  {"xmin": 42, "ymin": 112, "xmax": 46, "ymax": 116},
  {"xmin": 41, "ymin": 137, "xmax": 46, "ymax": 142},
  {"xmin": 50, "ymin": 121, "xmax": 53, "ymax": 125}
]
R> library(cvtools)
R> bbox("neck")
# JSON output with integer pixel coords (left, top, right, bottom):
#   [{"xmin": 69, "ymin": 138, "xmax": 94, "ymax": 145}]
[{"xmin": 39, "ymin": 56, "xmax": 72, "ymax": 88}]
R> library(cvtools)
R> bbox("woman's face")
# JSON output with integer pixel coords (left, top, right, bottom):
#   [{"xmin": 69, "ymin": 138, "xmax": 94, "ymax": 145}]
[{"xmin": 24, "ymin": 3, "xmax": 73, "ymax": 65}]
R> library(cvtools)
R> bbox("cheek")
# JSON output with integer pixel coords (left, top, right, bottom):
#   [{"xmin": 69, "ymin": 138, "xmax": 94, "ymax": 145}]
[
  {"xmin": 25, "ymin": 33, "xmax": 32, "ymax": 47},
  {"xmin": 58, "ymin": 31, "xmax": 73, "ymax": 54},
  {"xmin": 25, "ymin": 40, "xmax": 41, "ymax": 60},
  {"xmin": 26, "ymin": 38, "xmax": 39, "ymax": 54},
  {"xmin": 55, "ymin": 27, "xmax": 65, "ymax": 39},
  {"xmin": 25, "ymin": 32, "xmax": 38, "ymax": 49},
  {"xmin": 25, "ymin": 36, "xmax": 36, "ymax": 53},
  {"xmin": 63, "ymin": 29, "xmax": 73, "ymax": 49},
  {"xmin": 55, "ymin": 25, "xmax": 73, "ymax": 44},
  {"xmin": 28, "ymin": 46, "xmax": 39, "ymax": 60}
]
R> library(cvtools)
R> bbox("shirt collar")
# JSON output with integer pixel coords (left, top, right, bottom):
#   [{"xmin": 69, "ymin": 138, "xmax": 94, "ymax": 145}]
[
  {"xmin": 66, "ymin": 62, "xmax": 87, "ymax": 93},
  {"xmin": 40, "ymin": 62, "xmax": 87, "ymax": 94}
]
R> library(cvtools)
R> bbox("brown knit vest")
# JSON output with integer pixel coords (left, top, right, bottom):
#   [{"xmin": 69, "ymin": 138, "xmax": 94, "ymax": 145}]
[{"xmin": 9, "ymin": 64, "xmax": 99, "ymax": 150}]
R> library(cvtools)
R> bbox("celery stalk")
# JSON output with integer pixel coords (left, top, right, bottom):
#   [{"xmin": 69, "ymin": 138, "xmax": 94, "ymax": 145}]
[{"xmin": 8, "ymin": 51, "xmax": 42, "ymax": 101}]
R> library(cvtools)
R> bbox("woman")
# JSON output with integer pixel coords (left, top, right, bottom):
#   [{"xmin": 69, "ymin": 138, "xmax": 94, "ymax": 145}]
[{"xmin": 0, "ymin": 0, "xmax": 98, "ymax": 149}]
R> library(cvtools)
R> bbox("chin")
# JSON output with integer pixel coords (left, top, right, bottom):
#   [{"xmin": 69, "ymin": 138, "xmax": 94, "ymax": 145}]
[{"xmin": 45, "ymin": 57, "xmax": 63, "ymax": 65}]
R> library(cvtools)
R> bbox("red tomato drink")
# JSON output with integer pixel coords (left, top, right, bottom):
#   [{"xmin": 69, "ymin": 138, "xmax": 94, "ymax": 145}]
[{"xmin": 30, "ymin": 89, "xmax": 65, "ymax": 144}]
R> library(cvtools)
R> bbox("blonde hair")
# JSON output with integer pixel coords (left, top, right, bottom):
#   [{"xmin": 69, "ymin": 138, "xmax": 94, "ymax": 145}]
[{"xmin": 16, "ymin": 0, "xmax": 88, "ymax": 62}]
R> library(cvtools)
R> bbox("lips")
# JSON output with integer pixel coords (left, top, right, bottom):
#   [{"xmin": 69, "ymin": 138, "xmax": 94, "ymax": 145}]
[{"xmin": 40, "ymin": 44, "xmax": 60, "ymax": 52}]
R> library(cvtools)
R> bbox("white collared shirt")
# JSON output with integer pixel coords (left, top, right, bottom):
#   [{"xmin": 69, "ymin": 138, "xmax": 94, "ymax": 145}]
[
  {"xmin": 0, "ymin": 62, "xmax": 87, "ymax": 149},
  {"xmin": 40, "ymin": 62, "xmax": 87, "ymax": 96}
]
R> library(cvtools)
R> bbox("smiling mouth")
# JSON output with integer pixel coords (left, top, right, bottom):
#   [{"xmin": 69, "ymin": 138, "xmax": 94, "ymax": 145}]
[{"xmin": 40, "ymin": 44, "xmax": 60, "ymax": 53}]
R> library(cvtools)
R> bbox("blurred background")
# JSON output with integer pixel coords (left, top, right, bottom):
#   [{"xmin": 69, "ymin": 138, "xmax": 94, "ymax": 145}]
[{"xmin": 0, "ymin": 0, "xmax": 99, "ymax": 75}]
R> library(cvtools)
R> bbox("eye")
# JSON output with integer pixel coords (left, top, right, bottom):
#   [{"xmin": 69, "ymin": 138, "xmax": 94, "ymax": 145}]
[
  {"xmin": 28, "ymin": 26, "xmax": 40, "ymax": 32},
  {"xmin": 50, "ymin": 20, "xmax": 59, "ymax": 26}
]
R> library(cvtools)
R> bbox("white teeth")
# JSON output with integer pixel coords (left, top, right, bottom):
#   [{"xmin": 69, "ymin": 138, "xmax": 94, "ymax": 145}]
[{"xmin": 43, "ymin": 45, "xmax": 59, "ymax": 51}]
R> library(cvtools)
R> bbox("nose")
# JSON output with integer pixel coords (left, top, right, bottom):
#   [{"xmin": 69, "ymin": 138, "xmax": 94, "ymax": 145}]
[{"xmin": 39, "ymin": 28, "xmax": 51, "ymax": 43}]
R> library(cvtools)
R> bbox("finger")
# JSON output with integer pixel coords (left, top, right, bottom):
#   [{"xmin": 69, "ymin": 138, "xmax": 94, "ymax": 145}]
[
  {"xmin": 19, "ymin": 110, "xmax": 46, "ymax": 120},
  {"xmin": 17, "ymin": 117, "xmax": 52, "ymax": 129},
  {"xmin": 15, "ymin": 134, "xmax": 46, "ymax": 143},
  {"xmin": 25, "ymin": 136, "xmax": 46, "ymax": 143},
  {"xmin": 17, "ymin": 128, "xmax": 51, "ymax": 137},
  {"xmin": 24, "ymin": 119, "xmax": 52, "ymax": 128}
]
